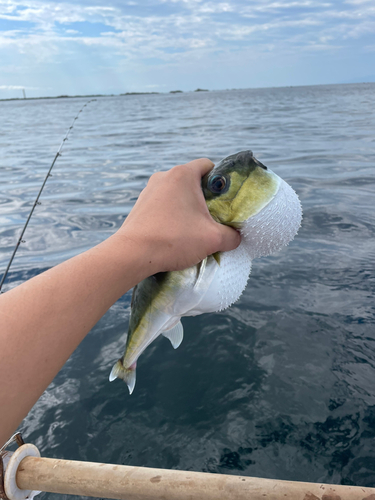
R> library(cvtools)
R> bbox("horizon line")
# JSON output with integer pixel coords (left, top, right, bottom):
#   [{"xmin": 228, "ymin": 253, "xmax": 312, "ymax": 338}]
[{"xmin": 1, "ymin": 81, "xmax": 374, "ymax": 102}]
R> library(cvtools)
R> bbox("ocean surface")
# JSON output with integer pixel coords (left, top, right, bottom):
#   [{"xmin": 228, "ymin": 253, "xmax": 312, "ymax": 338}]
[{"xmin": 1, "ymin": 83, "xmax": 375, "ymax": 496}]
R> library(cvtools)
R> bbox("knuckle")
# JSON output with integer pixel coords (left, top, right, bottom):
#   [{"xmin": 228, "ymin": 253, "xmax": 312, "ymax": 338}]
[
  {"xmin": 170, "ymin": 164, "xmax": 190, "ymax": 181},
  {"xmin": 173, "ymin": 164, "xmax": 188, "ymax": 174},
  {"xmin": 148, "ymin": 171, "xmax": 164, "ymax": 183}
]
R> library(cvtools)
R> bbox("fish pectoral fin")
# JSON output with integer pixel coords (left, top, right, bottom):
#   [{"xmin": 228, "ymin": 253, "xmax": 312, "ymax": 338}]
[
  {"xmin": 109, "ymin": 359, "xmax": 137, "ymax": 395},
  {"xmin": 194, "ymin": 257, "xmax": 207, "ymax": 289},
  {"xmin": 162, "ymin": 320, "xmax": 184, "ymax": 349}
]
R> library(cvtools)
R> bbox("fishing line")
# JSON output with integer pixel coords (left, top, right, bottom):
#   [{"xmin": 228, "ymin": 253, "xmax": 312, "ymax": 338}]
[{"xmin": 0, "ymin": 99, "xmax": 94, "ymax": 293}]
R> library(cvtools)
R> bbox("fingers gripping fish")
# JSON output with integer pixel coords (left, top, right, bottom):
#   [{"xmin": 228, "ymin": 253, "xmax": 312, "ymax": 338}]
[{"xmin": 110, "ymin": 150, "xmax": 302, "ymax": 393}]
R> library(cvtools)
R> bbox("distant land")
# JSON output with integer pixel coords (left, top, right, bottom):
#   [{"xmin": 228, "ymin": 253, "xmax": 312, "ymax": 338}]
[
  {"xmin": 1, "ymin": 82, "xmax": 374, "ymax": 102},
  {"xmin": 0, "ymin": 91, "xmax": 167, "ymax": 102},
  {"xmin": 0, "ymin": 88, "xmax": 213, "ymax": 101},
  {"xmin": 120, "ymin": 92, "xmax": 160, "ymax": 95},
  {"xmin": 0, "ymin": 93, "xmax": 108, "ymax": 102}
]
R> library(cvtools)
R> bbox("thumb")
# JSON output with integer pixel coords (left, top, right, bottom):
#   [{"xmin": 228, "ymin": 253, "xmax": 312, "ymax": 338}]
[{"xmin": 215, "ymin": 224, "xmax": 241, "ymax": 253}]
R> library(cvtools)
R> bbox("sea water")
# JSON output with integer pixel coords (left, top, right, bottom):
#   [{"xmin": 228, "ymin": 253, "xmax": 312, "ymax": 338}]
[{"xmin": 1, "ymin": 83, "xmax": 375, "ymax": 496}]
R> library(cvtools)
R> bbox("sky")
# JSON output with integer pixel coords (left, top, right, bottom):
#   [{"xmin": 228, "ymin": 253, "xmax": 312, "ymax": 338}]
[{"xmin": 0, "ymin": 0, "xmax": 374, "ymax": 98}]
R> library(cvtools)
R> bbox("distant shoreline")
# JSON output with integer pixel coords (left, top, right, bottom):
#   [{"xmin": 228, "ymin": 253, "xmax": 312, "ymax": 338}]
[
  {"xmin": 0, "ymin": 88, "xmax": 209, "ymax": 102},
  {"xmin": 0, "ymin": 82, "xmax": 373, "ymax": 102},
  {"xmin": 0, "ymin": 92, "xmax": 162, "ymax": 102}
]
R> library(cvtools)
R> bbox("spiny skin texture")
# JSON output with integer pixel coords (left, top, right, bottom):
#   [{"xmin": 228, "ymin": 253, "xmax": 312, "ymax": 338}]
[
  {"xmin": 110, "ymin": 150, "xmax": 302, "ymax": 393},
  {"xmin": 241, "ymin": 176, "xmax": 303, "ymax": 259}
]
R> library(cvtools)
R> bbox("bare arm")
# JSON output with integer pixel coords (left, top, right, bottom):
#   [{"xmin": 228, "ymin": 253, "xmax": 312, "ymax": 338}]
[{"xmin": 0, "ymin": 158, "xmax": 240, "ymax": 447}]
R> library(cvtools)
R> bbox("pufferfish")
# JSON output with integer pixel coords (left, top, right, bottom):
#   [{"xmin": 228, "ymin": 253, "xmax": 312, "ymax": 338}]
[{"xmin": 110, "ymin": 150, "xmax": 302, "ymax": 393}]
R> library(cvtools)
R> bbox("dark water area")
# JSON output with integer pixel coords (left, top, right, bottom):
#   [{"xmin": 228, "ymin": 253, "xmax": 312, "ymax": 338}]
[{"xmin": 1, "ymin": 83, "xmax": 375, "ymax": 495}]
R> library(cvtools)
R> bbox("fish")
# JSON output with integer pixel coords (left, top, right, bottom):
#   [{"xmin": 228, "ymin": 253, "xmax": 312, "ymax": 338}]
[{"xmin": 109, "ymin": 150, "xmax": 302, "ymax": 393}]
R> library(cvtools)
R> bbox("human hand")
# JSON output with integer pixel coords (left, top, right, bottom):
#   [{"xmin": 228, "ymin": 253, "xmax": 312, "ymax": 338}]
[{"xmin": 116, "ymin": 158, "xmax": 241, "ymax": 275}]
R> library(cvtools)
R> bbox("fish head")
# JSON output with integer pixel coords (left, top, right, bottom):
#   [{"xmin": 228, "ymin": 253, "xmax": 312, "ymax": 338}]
[
  {"xmin": 202, "ymin": 150, "xmax": 302, "ymax": 258},
  {"xmin": 202, "ymin": 150, "xmax": 278, "ymax": 227}
]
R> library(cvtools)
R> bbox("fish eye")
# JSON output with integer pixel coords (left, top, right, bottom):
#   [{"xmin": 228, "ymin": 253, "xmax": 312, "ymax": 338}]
[{"xmin": 208, "ymin": 174, "xmax": 228, "ymax": 194}]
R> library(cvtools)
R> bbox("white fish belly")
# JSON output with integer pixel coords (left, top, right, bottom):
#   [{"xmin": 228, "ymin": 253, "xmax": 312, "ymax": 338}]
[{"xmin": 184, "ymin": 242, "xmax": 252, "ymax": 316}]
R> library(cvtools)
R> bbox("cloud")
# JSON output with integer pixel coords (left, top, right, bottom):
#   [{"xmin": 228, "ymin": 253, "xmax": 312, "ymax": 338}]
[
  {"xmin": 345, "ymin": 0, "xmax": 373, "ymax": 4},
  {"xmin": 0, "ymin": 0, "xmax": 374, "ymax": 95},
  {"xmin": 302, "ymin": 43, "xmax": 343, "ymax": 51},
  {"xmin": 0, "ymin": 0, "xmax": 372, "ymax": 51},
  {"xmin": 0, "ymin": 84, "xmax": 40, "ymax": 89}
]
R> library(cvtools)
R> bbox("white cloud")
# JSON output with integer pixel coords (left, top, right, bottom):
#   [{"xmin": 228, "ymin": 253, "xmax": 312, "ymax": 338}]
[
  {"xmin": 302, "ymin": 42, "xmax": 343, "ymax": 51},
  {"xmin": 198, "ymin": 3, "xmax": 234, "ymax": 14},
  {"xmin": 0, "ymin": 0, "xmax": 373, "ymax": 54},
  {"xmin": 0, "ymin": 0, "xmax": 374, "ymax": 95},
  {"xmin": 0, "ymin": 84, "xmax": 40, "ymax": 89},
  {"xmin": 0, "ymin": 0, "xmax": 116, "ymax": 30},
  {"xmin": 345, "ymin": 0, "xmax": 373, "ymax": 4}
]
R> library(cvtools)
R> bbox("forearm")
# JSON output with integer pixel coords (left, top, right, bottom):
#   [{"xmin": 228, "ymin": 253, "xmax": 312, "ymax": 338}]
[
  {"xmin": 0, "ymin": 232, "xmax": 152, "ymax": 446},
  {"xmin": 0, "ymin": 158, "xmax": 240, "ymax": 447}
]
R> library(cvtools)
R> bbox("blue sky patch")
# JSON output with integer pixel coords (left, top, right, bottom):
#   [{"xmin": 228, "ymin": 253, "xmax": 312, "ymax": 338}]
[
  {"xmin": 0, "ymin": 18, "xmax": 35, "ymax": 32},
  {"xmin": 162, "ymin": 47, "xmax": 186, "ymax": 55}
]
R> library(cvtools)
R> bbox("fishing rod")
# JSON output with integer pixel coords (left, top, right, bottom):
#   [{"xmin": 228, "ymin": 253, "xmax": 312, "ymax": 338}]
[{"xmin": 0, "ymin": 99, "xmax": 94, "ymax": 293}]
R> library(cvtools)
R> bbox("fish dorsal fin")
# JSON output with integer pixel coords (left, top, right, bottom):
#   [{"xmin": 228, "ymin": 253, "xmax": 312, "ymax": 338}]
[{"xmin": 162, "ymin": 320, "xmax": 184, "ymax": 349}]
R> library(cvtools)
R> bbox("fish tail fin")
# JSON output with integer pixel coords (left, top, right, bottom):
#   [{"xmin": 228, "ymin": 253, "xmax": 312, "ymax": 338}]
[{"xmin": 109, "ymin": 359, "xmax": 137, "ymax": 395}]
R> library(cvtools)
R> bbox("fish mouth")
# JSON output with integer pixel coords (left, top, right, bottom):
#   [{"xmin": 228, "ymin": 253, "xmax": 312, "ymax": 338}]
[{"xmin": 231, "ymin": 168, "xmax": 281, "ymax": 226}]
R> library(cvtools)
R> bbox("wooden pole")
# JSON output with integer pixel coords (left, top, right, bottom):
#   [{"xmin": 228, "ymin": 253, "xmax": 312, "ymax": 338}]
[{"xmin": 16, "ymin": 456, "xmax": 375, "ymax": 500}]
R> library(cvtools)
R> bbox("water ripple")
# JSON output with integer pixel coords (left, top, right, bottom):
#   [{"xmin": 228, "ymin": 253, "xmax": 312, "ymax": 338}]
[{"xmin": 1, "ymin": 84, "xmax": 375, "ymax": 493}]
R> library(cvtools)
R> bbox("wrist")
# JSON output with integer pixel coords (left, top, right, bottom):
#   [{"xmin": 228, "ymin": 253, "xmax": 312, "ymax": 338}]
[{"xmin": 104, "ymin": 231, "xmax": 159, "ymax": 289}]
